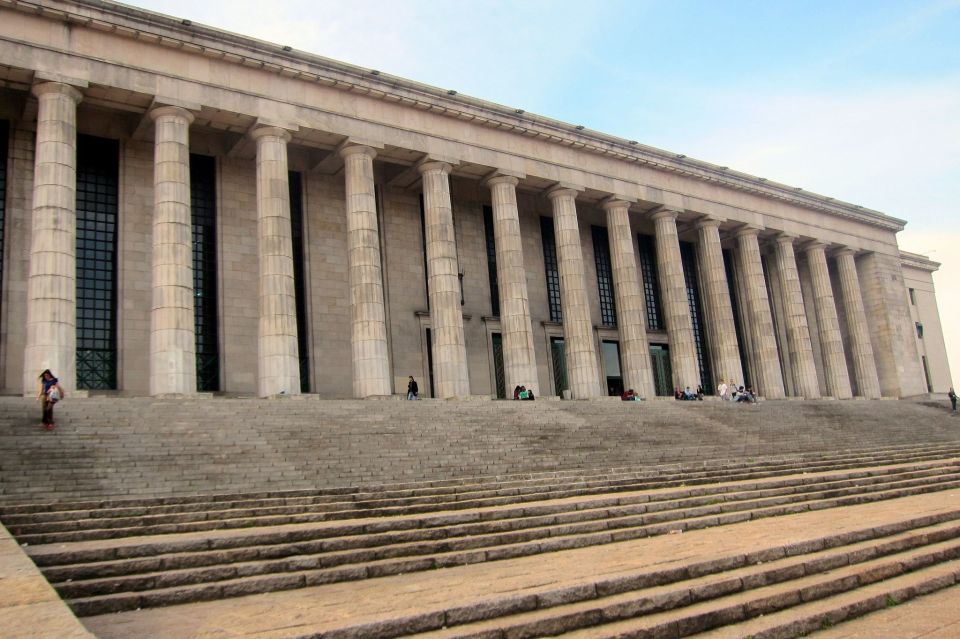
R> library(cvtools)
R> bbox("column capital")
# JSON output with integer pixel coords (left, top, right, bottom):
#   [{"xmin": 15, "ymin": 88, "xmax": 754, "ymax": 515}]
[
  {"xmin": 417, "ymin": 160, "xmax": 453, "ymax": 176},
  {"xmin": 484, "ymin": 174, "xmax": 519, "ymax": 189},
  {"xmin": 600, "ymin": 197, "xmax": 632, "ymax": 212},
  {"xmin": 694, "ymin": 215, "xmax": 724, "ymax": 230},
  {"xmin": 834, "ymin": 247, "xmax": 858, "ymax": 258},
  {"xmin": 649, "ymin": 207, "xmax": 680, "ymax": 222},
  {"xmin": 545, "ymin": 185, "xmax": 581, "ymax": 201},
  {"xmin": 734, "ymin": 225, "xmax": 762, "ymax": 239},
  {"xmin": 250, "ymin": 126, "xmax": 292, "ymax": 143},
  {"xmin": 774, "ymin": 232, "xmax": 798, "ymax": 245},
  {"xmin": 339, "ymin": 144, "xmax": 378, "ymax": 160},
  {"xmin": 148, "ymin": 105, "xmax": 195, "ymax": 124},
  {"xmin": 32, "ymin": 81, "xmax": 83, "ymax": 103},
  {"xmin": 802, "ymin": 240, "xmax": 829, "ymax": 254}
]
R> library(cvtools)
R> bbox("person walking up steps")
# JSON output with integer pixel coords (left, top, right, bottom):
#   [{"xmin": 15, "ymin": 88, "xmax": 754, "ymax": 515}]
[{"xmin": 37, "ymin": 369, "xmax": 65, "ymax": 431}]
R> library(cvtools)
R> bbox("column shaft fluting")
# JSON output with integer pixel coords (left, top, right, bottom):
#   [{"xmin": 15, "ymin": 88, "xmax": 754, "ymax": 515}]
[
  {"xmin": 772, "ymin": 235, "xmax": 820, "ymax": 398},
  {"xmin": 603, "ymin": 199, "xmax": 654, "ymax": 398},
  {"xmin": 696, "ymin": 219, "xmax": 743, "ymax": 388},
  {"xmin": 835, "ymin": 249, "xmax": 882, "ymax": 398},
  {"xmin": 651, "ymin": 210, "xmax": 700, "ymax": 391},
  {"xmin": 548, "ymin": 188, "xmax": 601, "ymax": 398},
  {"xmin": 735, "ymin": 229, "xmax": 785, "ymax": 398},
  {"xmin": 24, "ymin": 82, "xmax": 83, "ymax": 392},
  {"xmin": 341, "ymin": 145, "xmax": 392, "ymax": 397},
  {"xmin": 252, "ymin": 127, "xmax": 300, "ymax": 397},
  {"xmin": 805, "ymin": 243, "xmax": 852, "ymax": 398},
  {"xmin": 487, "ymin": 176, "xmax": 539, "ymax": 395},
  {"xmin": 149, "ymin": 106, "xmax": 196, "ymax": 395},
  {"xmin": 419, "ymin": 162, "xmax": 470, "ymax": 397}
]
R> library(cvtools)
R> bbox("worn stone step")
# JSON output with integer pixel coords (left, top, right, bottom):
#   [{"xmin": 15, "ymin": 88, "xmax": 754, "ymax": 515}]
[
  {"xmin": 53, "ymin": 479, "xmax": 960, "ymax": 616},
  {"xmin": 9, "ymin": 444, "xmax": 959, "ymax": 526},
  {"xmin": 11, "ymin": 464, "xmax": 960, "ymax": 544},
  {"xmin": 404, "ymin": 523, "xmax": 960, "ymax": 639}
]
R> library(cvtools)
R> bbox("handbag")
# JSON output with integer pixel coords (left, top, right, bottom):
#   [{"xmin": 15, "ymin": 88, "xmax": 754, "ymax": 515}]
[{"xmin": 47, "ymin": 387, "xmax": 61, "ymax": 403}]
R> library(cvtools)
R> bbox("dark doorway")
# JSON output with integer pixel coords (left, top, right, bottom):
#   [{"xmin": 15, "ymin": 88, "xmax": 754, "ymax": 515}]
[
  {"xmin": 650, "ymin": 344, "xmax": 673, "ymax": 396},
  {"xmin": 602, "ymin": 340, "xmax": 623, "ymax": 396},
  {"xmin": 550, "ymin": 336, "xmax": 567, "ymax": 397},
  {"xmin": 425, "ymin": 328, "xmax": 435, "ymax": 398},
  {"xmin": 491, "ymin": 332, "xmax": 506, "ymax": 399}
]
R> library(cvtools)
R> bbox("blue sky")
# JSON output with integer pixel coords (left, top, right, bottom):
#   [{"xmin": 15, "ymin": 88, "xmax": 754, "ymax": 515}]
[{"xmin": 123, "ymin": 0, "xmax": 960, "ymax": 383}]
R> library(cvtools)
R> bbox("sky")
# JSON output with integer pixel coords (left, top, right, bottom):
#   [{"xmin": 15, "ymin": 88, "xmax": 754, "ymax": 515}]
[{"xmin": 123, "ymin": 0, "xmax": 960, "ymax": 387}]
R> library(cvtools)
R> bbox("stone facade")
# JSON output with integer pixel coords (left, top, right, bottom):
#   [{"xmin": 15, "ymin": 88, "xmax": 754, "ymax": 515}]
[{"xmin": 0, "ymin": 0, "xmax": 950, "ymax": 399}]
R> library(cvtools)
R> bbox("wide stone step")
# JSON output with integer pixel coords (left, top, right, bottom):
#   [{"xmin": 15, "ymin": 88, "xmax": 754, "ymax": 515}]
[
  {"xmin": 7, "ymin": 440, "xmax": 958, "ymax": 518},
  {"xmin": 50, "ymin": 473, "xmax": 960, "ymax": 615},
  {"xmin": 23, "ymin": 459, "xmax": 960, "ymax": 549},
  {"xmin": 11, "ymin": 454, "xmax": 960, "ymax": 544}
]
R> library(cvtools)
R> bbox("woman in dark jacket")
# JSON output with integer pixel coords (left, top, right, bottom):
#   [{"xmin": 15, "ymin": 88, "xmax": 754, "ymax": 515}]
[{"xmin": 37, "ymin": 369, "xmax": 65, "ymax": 430}]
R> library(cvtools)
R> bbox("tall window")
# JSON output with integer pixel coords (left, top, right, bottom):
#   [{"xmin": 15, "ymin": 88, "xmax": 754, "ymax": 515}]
[
  {"xmin": 419, "ymin": 194, "xmax": 429, "ymax": 310},
  {"xmin": 592, "ymin": 226, "xmax": 616, "ymax": 326},
  {"xmin": 637, "ymin": 234, "xmax": 663, "ymax": 330},
  {"xmin": 723, "ymin": 248, "xmax": 750, "ymax": 386},
  {"xmin": 0, "ymin": 121, "xmax": 7, "ymax": 314},
  {"xmin": 540, "ymin": 217, "xmax": 562, "ymax": 323},
  {"xmin": 75, "ymin": 135, "xmax": 119, "ymax": 390},
  {"xmin": 483, "ymin": 206, "xmax": 500, "ymax": 317},
  {"xmin": 289, "ymin": 172, "xmax": 310, "ymax": 393},
  {"xmin": 190, "ymin": 154, "xmax": 220, "ymax": 392},
  {"xmin": 680, "ymin": 241, "xmax": 712, "ymax": 391}
]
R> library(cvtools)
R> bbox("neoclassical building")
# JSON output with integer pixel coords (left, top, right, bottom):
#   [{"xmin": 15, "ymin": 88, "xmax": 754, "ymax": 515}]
[{"xmin": 0, "ymin": 0, "xmax": 951, "ymax": 399}]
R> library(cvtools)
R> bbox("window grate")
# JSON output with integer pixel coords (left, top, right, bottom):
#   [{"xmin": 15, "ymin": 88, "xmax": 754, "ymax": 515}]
[
  {"xmin": 491, "ymin": 332, "xmax": 505, "ymax": 399},
  {"xmin": 637, "ymin": 234, "xmax": 663, "ymax": 330},
  {"xmin": 680, "ymin": 241, "xmax": 712, "ymax": 392},
  {"xmin": 289, "ymin": 171, "xmax": 309, "ymax": 392},
  {"xmin": 75, "ymin": 135, "xmax": 119, "ymax": 390},
  {"xmin": 592, "ymin": 226, "xmax": 617, "ymax": 326},
  {"xmin": 541, "ymin": 217, "xmax": 562, "ymax": 323},
  {"xmin": 190, "ymin": 154, "xmax": 220, "ymax": 392}
]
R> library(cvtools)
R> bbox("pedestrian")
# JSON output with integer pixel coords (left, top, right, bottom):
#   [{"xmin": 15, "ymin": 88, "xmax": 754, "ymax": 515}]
[
  {"xmin": 513, "ymin": 385, "xmax": 522, "ymax": 400},
  {"xmin": 717, "ymin": 380, "xmax": 728, "ymax": 401},
  {"xmin": 728, "ymin": 379, "xmax": 737, "ymax": 401},
  {"xmin": 37, "ymin": 369, "xmax": 65, "ymax": 430},
  {"xmin": 406, "ymin": 376, "xmax": 419, "ymax": 400},
  {"xmin": 949, "ymin": 387, "xmax": 957, "ymax": 413}
]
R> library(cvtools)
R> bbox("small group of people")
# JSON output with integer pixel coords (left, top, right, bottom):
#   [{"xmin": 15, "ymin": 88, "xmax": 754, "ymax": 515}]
[
  {"xmin": 718, "ymin": 379, "xmax": 757, "ymax": 404},
  {"xmin": 513, "ymin": 385, "xmax": 535, "ymax": 400},
  {"xmin": 674, "ymin": 386, "xmax": 705, "ymax": 401},
  {"xmin": 620, "ymin": 388, "xmax": 641, "ymax": 401}
]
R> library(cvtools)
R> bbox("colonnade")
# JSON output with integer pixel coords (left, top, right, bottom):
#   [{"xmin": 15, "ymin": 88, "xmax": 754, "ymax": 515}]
[{"xmin": 22, "ymin": 81, "xmax": 885, "ymax": 400}]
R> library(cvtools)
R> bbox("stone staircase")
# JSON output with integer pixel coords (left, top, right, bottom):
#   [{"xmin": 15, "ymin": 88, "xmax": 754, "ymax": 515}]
[{"xmin": 1, "ymin": 397, "xmax": 958, "ymax": 638}]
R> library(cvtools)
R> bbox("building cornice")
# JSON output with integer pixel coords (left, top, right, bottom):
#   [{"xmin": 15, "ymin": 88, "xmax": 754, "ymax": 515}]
[
  {"xmin": 899, "ymin": 251, "xmax": 940, "ymax": 272},
  {"xmin": 1, "ymin": 0, "xmax": 907, "ymax": 232}
]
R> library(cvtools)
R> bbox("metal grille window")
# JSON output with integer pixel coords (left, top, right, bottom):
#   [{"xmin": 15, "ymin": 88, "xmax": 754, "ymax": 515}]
[
  {"xmin": 637, "ymin": 234, "xmax": 663, "ymax": 330},
  {"xmin": 550, "ymin": 336, "xmax": 567, "ymax": 396},
  {"xmin": 540, "ymin": 217, "xmax": 562, "ymax": 323},
  {"xmin": 491, "ymin": 332, "xmax": 506, "ymax": 398},
  {"xmin": 190, "ymin": 154, "xmax": 220, "ymax": 392},
  {"xmin": 723, "ymin": 248, "xmax": 751, "ymax": 387},
  {"xmin": 289, "ymin": 172, "xmax": 310, "ymax": 392},
  {"xmin": 75, "ymin": 135, "xmax": 119, "ymax": 390},
  {"xmin": 592, "ymin": 226, "xmax": 617, "ymax": 326},
  {"xmin": 0, "ymin": 121, "xmax": 7, "ymax": 313},
  {"xmin": 483, "ymin": 206, "xmax": 500, "ymax": 317},
  {"xmin": 680, "ymin": 241, "xmax": 712, "ymax": 392}
]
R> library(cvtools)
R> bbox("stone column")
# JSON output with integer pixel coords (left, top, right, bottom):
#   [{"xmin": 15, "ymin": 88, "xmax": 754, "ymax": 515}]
[
  {"xmin": 486, "ymin": 175, "xmax": 539, "ymax": 395},
  {"xmin": 835, "ymin": 248, "xmax": 882, "ymax": 398},
  {"xmin": 651, "ymin": 209, "xmax": 700, "ymax": 390},
  {"xmin": 252, "ymin": 126, "xmax": 300, "ymax": 397},
  {"xmin": 341, "ymin": 144, "xmax": 392, "ymax": 397},
  {"xmin": 24, "ymin": 82, "xmax": 83, "ymax": 393},
  {"xmin": 603, "ymin": 198, "xmax": 654, "ymax": 399},
  {"xmin": 547, "ymin": 187, "xmax": 601, "ymax": 399},
  {"xmin": 805, "ymin": 242, "xmax": 852, "ymax": 398},
  {"xmin": 695, "ymin": 217, "xmax": 743, "ymax": 388},
  {"xmin": 149, "ymin": 106, "xmax": 196, "ymax": 395},
  {"xmin": 419, "ymin": 161, "xmax": 470, "ymax": 397},
  {"xmin": 734, "ymin": 228, "xmax": 785, "ymax": 398},
  {"xmin": 772, "ymin": 234, "xmax": 820, "ymax": 398}
]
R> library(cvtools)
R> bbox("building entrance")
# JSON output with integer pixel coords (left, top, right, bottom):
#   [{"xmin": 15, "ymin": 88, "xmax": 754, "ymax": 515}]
[
  {"xmin": 602, "ymin": 340, "xmax": 623, "ymax": 396},
  {"xmin": 650, "ymin": 344, "xmax": 673, "ymax": 396},
  {"xmin": 550, "ymin": 336, "xmax": 567, "ymax": 397}
]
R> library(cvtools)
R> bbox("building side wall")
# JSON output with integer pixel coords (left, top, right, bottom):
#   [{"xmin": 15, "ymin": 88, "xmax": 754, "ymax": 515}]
[{"xmin": 903, "ymin": 264, "xmax": 952, "ymax": 393}]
